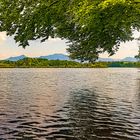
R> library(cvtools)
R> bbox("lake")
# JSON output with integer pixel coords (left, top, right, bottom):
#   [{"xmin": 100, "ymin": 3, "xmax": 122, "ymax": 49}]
[{"xmin": 0, "ymin": 68, "xmax": 140, "ymax": 140}]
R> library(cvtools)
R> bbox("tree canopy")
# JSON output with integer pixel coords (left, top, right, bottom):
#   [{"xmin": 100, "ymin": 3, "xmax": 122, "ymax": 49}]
[{"xmin": 0, "ymin": 0, "xmax": 140, "ymax": 62}]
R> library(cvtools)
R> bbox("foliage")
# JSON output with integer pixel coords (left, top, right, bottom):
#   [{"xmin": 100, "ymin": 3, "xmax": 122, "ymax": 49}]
[{"xmin": 0, "ymin": 0, "xmax": 140, "ymax": 62}]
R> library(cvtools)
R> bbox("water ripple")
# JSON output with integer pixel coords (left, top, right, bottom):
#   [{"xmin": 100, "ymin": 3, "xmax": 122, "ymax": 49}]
[{"xmin": 0, "ymin": 68, "xmax": 140, "ymax": 139}]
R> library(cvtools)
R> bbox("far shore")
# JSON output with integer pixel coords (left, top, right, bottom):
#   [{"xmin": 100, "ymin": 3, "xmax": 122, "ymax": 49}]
[{"xmin": 0, "ymin": 58, "xmax": 139, "ymax": 68}]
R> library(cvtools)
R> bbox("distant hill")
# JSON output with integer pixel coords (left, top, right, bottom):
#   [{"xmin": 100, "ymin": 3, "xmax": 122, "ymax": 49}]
[
  {"xmin": 5, "ymin": 54, "xmax": 138, "ymax": 62},
  {"xmin": 39, "ymin": 54, "xmax": 70, "ymax": 60},
  {"xmin": 98, "ymin": 57, "xmax": 137, "ymax": 62},
  {"xmin": 121, "ymin": 57, "xmax": 137, "ymax": 62},
  {"xmin": 6, "ymin": 55, "xmax": 27, "ymax": 61},
  {"xmin": 97, "ymin": 58, "xmax": 117, "ymax": 62}
]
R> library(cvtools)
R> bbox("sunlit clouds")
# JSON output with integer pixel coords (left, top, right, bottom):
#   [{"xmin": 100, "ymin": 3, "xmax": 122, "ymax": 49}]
[
  {"xmin": 0, "ymin": 32, "xmax": 7, "ymax": 43},
  {"xmin": 0, "ymin": 31, "xmax": 139, "ymax": 60},
  {"xmin": 100, "ymin": 40, "xmax": 139, "ymax": 59}
]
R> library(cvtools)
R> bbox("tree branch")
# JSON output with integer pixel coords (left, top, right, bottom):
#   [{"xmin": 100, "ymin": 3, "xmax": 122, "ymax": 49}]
[{"xmin": 48, "ymin": 0, "xmax": 59, "ymax": 7}]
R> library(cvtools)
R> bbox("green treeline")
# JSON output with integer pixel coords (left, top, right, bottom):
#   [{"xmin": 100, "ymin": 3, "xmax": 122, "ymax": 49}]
[
  {"xmin": 108, "ymin": 62, "xmax": 140, "ymax": 68},
  {"xmin": 0, "ymin": 58, "xmax": 140, "ymax": 68}
]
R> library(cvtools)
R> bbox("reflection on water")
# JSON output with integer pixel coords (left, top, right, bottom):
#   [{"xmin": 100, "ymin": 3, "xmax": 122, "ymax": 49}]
[
  {"xmin": 68, "ymin": 88, "xmax": 140, "ymax": 140},
  {"xmin": 0, "ymin": 68, "xmax": 140, "ymax": 140}
]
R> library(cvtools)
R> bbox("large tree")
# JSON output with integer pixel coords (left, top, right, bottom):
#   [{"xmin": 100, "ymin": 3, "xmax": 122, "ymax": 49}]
[{"xmin": 0, "ymin": 0, "xmax": 140, "ymax": 62}]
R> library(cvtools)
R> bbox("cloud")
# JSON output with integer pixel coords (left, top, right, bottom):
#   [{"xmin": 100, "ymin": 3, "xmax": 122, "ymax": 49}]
[
  {"xmin": 47, "ymin": 37, "xmax": 62, "ymax": 43},
  {"xmin": 0, "ymin": 32, "xmax": 7, "ymax": 43}
]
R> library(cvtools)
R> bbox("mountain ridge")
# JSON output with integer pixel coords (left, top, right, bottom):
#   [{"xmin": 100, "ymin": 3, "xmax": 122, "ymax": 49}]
[
  {"xmin": 39, "ymin": 53, "xmax": 69, "ymax": 60},
  {"xmin": 6, "ymin": 55, "xmax": 27, "ymax": 61},
  {"xmin": 5, "ymin": 54, "xmax": 138, "ymax": 62}
]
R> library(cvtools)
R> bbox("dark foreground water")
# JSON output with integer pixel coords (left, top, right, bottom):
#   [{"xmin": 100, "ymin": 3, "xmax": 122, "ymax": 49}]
[{"xmin": 0, "ymin": 68, "xmax": 140, "ymax": 140}]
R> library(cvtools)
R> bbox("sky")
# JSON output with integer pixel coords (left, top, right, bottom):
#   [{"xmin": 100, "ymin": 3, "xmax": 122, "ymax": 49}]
[{"xmin": 0, "ymin": 31, "xmax": 140, "ymax": 60}]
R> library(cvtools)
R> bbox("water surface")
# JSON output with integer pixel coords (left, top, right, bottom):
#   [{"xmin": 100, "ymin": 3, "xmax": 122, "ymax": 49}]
[{"xmin": 0, "ymin": 68, "xmax": 140, "ymax": 140}]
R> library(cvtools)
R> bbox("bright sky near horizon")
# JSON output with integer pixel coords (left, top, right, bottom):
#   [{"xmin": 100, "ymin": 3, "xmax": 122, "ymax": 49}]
[{"xmin": 0, "ymin": 31, "xmax": 140, "ymax": 60}]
